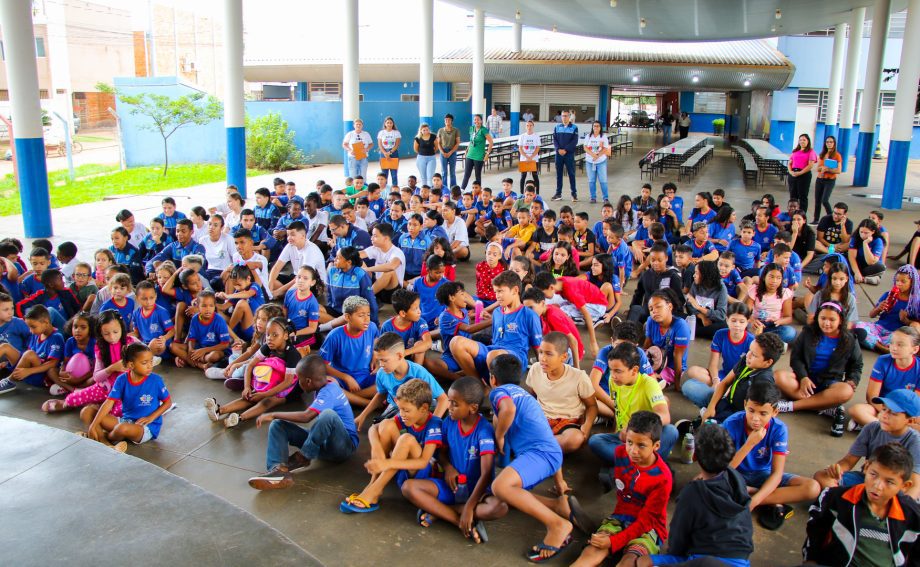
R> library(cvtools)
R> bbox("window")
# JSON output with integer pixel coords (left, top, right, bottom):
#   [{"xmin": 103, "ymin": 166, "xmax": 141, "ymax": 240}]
[
  {"xmin": 453, "ymin": 82, "xmax": 471, "ymax": 102},
  {"xmin": 309, "ymin": 82, "xmax": 341, "ymax": 101},
  {"xmin": 35, "ymin": 37, "xmax": 45, "ymax": 57},
  {"xmin": 693, "ymin": 92, "xmax": 726, "ymax": 114},
  {"xmin": 400, "ymin": 94, "xmax": 420, "ymax": 102},
  {"xmin": 38, "ymin": 89, "xmax": 49, "ymax": 99},
  {"xmin": 797, "ymin": 89, "xmax": 820, "ymax": 105}
]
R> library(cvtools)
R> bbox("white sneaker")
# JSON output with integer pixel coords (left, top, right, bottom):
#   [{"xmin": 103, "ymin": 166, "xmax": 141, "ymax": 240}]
[
  {"xmin": 151, "ymin": 356, "xmax": 163, "ymax": 367},
  {"xmin": 205, "ymin": 367, "xmax": 225, "ymax": 380},
  {"xmin": 49, "ymin": 384, "xmax": 66, "ymax": 396},
  {"xmin": 224, "ymin": 412, "xmax": 240, "ymax": 428},
  {"xmin": 864, "ymin": 276, "xmax": 881, "ymax": 286},
  {"xmin": 846, "ymin": 419, "xmax": 863, "ymax": 433},
  {"xmin": 204, "ymin": 397, "xmax": 218, "ymax": 411},
  {"xmin": 431, "ymin": 340, "xmax": 443, "ymax": 353}
]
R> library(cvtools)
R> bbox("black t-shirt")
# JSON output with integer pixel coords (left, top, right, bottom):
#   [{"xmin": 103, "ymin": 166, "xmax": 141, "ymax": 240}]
[
  {"xmin": 259, "ymin": 343, "xmax": 302, "ymax": 369},
  {"xmin": 415, "ymin": 135, "xmax": 437, "ymax": 156},
  {"xmin": 531, "ymin": 227, "xmax": 558, "ymax": 253},
  {"xmin": 791, "ymin": 225, "xmax": 816, "ymax": 258},
  {"xmin": 817, "ymin": 215, "xmax": 853, "ymax": 245},
  {"xmin": 573, "ymin": 229, "xmax": 596, "ymax": 255}
]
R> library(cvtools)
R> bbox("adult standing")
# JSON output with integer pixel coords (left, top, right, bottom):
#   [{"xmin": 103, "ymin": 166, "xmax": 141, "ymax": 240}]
[
  {"xmin": 342, "ymin": 118, "xmax": 373, "ymax": 179},
  {"xmin": 661, "ymin": 108, "xmax": 673, "ymax": 145},
  {"xmin": 584, "ymin": 121, "xmax": 610, "ymax": 204},
  {"xmin": 678, "ymin": 112, "xmax": 691, "ymax": 139},
  {"xmin": 414, "ymin": 123, "xmax": 438, "ymax": 187},
  {"xmin": 376, "ymin": 116, "xmax": 401, "ymax": 188},
  {"xmin": 551, "ymin": 110, "xmax": 578, "ymax": 202},
  {"xmin": 460, "ymin": 114, "xmax": 492, "ymax": 191},
  {"xmin": 522, "ymin": 108, "xmax": 534, "ymax": 122},
  {"xmin": 486, "ymin": 107, "xmax": 503, "ymax": 139},
  {"xmin": 517, "ymin": 119, "xmax": 541, "ymax": 194},
  {"xmin": 813, "ymin": 135, "xmax": 843, "ymax": 224},
  {"xmin": 436, "ymin": 113, "xmax": 461, "ymax": 189},
  {"xmin": 787, "ymin": 134, "xmax": 818, "ymax": 217}
]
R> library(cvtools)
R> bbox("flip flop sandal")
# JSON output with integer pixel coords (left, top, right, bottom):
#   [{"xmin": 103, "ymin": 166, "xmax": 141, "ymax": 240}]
[
  {"xmin": 339, "ymin": 495, "xmax": 379, "ymax": 514},
  {"xmin": 471, "ymin": 520, "xmax": 489, "ymax": 544},
  {"xmin": 566, "ymin": 495, "xmax": 595, "ymax": 535},
  {"xmin": 416, "ymin": 509, "xmax": 435, "ymax": 528},
  {"xmin": 526, "ymin": 534, "xmax": 573, "ymax": 563},
  {"xmin": 42, "ymin": 399, "xmax": 66, "ymax": 413}
]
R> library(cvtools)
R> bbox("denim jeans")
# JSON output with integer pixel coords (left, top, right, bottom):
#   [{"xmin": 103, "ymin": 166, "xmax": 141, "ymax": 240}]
[
  {"xmin": 266, "ymin": 410, "xmax": 356, "ymax": 470},
  {"xmin": 381, "ymin": 150, "xmax": 399, "ymax": 186},
  {"xmin": 554, "ymin": 152, "xmax": 577, "ymax": 198},
  {"xmin": 586, "ymin": 160, "xmax": 609, "ymax": 201},
  {"xmin": 682, "ymin": 379, "xmax": 715, "ymax": 409},
  {"xmin": 416, "ymin": 154, "xmax": 438, "ymax": 187},
  {"xmin": 440, "ymin": 153, "xmax": 457, "ymax": 188},
  {"xmin": 764, "ymin": 323, "xmax": 797, "ymax": 344},
  {"xmin": 589, "ymin": 424, "xmax": 679, "ymax": 462},
  {"xmin": 662, "ymin": 124, "xmax": 672, "ymax": 145},
  {"xmin": 347, "ymin": 156, "xmax": 368, "ymax": 179}
]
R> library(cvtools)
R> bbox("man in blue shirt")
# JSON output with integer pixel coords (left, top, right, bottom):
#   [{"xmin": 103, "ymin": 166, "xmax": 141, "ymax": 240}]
[
  {"xmin": 328, "ymin": 215, "xmax": 371, "ymax": 259},
  {"xmin": 144, "ymin": 219, "xmax": 206, "ymax": 276},
  {"xmin": 551, "ymin": 111, "xmax": 578, "ymax": 202}
]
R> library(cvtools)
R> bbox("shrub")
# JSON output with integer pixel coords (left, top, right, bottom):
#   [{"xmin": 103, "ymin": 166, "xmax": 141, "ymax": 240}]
[{"xmin": 246, "ymin": 112, "xmax": 307, "ymax": 171}]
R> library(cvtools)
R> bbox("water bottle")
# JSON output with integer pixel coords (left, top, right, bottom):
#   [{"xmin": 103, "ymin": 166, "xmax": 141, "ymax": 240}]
[
  {"xmin": 454, "ymin": 474, "xmax": 470, "ymax": 503},
  {"xmin": 680, "ymin": 433, "xmax": 695, "ymax": 464},
  {"xmin": 828, "ymin": 244, "xmax": 836, "ymax": 255}
]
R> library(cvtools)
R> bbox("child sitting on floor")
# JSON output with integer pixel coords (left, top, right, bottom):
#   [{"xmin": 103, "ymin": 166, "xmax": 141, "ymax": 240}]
[
  {"xmin": 130, "ymin": 281, "xmax": 175, "ymax": 359},
  {"xmin": 320, "ymin": 296, "xmax": 380, "ymax": 407},
  {"xmin": 54, "ymin": 311, "xmax": 96, "ymax": 392},
  {"xmin": 379, "ymin": 289, "xmax": 433, "ymax": 365},
  {"xmin": 521, "ymin": 288, "xmax": 584, "ymax": 369},
  {"xmin": 700, "ymin": 332, "xmax": 784, "ymax": 423},
  {"xmin": 426, "ymin": 281, "xmax": 491, "ymax": 381},
  {"xmin": 0, "ymin": 292, "xmax": 31, "ymax": 377},
  {"xmin": 848, "ymin": 326, "xmax": 920, "ymax": 429},
  {"xmin": 170, "ymin": 290, "xmax": 231, "ymax": 371},
  {"xmin": 215, "ymin": 265, "xmax": 263, "ymax": 343},
  {"xmin": 0, "ymin": 305, "xmax": 65, "ymax": 395}
]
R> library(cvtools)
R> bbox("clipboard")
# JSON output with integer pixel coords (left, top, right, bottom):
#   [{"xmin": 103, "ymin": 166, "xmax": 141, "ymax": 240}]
[
  {"xmin": 518, "ymin": 160, "xmax": 537, "ymax": 173},
  {"xmin": 381, "ymin": 157, "xmax": 399, "ymax": 169},
  {"xmin": 352, "ymin": 142, "xmax": 367, "ymax": 160}
]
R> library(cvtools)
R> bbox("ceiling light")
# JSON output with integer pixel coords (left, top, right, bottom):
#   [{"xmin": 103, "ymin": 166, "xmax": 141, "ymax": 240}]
[
  {"xmin": 775, "ymin": 9, "xmax": 782, "ymax": 19},
  {"xmin": 743, "ymin": 79, "xmax": 752, "ymax": 87},
  {"xmin": 771, "ymin": 25, "xmax": 777, "ymax": 33},
  {"xmin": 515, "ymin": 10, "xmax": 521, "ymax": 21},
  {"xmin": 610, "ymin": 0, "xmax": 617, "ymax": 7},
  {"xmin": 692, "ymin": 75, "xmax": 699, "ymax": 83},
  {"xmin": 632, "ymin": 74, "xmax": 640, "ymax": 82},
  {"xmin": 640, "ymin": 18, "xmax": 647, "ymax": 29}
]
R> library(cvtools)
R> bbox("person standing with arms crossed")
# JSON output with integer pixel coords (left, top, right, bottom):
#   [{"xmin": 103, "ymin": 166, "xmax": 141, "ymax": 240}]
[
  {"xmin": 437, "ymin": 114, "xmax": 461, "ymax": 189},
  {"xmin": 551, "ymin": 111, "xmax": 578, "ymax": 202}
]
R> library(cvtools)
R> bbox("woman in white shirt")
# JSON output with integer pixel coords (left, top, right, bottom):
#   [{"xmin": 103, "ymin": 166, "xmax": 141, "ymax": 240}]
[
  {"xmin": 199, "ymin": 214, "xmax": 237, "ymax": 291},
  {"xmin": 342, "ymin": 118, "xmax": 373, "ymax": 179},
  {"xmin": 377, "ymin": 116, "xmax": 401, "ymax": 188},
  {"xmin": 584, "ymin": 121, "xmax": 611, "ymax": 204},
  {"xmin": 517, "ymin": 119, "xmax": 542, "ymax": 194},
  {"xmin": 222, "ymin": 192, "xmax": 245, "ymax": 233}
]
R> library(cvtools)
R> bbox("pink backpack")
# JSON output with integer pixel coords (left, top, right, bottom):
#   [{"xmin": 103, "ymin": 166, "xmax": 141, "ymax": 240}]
[{"xmin": 251, "ymin": 356, "xmax": 289, "ymax": 394}]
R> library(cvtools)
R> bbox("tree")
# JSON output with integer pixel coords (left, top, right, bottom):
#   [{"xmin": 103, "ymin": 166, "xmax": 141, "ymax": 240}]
[{"xmin": 118, "ymin": 91, "xmax": 223, "ymax": 176}]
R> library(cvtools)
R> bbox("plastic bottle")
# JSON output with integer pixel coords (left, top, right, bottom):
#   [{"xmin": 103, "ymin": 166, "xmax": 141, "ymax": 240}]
[
  {"xmin": 454, "ymin": 474, "xmax": 469, "ymax": 503},
  {"xmin": 681, "ymin": 433, "xmax": 695, "ymax": 464},
  {"xmin": 828, "ymin": 244, "xmax": 836, "ymax": 255}
]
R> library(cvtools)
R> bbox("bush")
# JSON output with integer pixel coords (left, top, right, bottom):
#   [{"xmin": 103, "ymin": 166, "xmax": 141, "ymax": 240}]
[
  {"xmin": 712, "ymin": 118, "xmax": 725, "ymax": 134},
  {"xmin": 245, "ymin": 112, "xmax": 307, "ymax": 171}
]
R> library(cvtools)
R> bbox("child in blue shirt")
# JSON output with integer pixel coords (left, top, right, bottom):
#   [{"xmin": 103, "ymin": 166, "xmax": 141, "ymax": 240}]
[
  {"xmin": 0, "ymin": 292, "xmax": 35, "ymax": 374},
  {"xmin": 402, "ymin": 376, "xmax": 506, "ymax": 543},
  {"xmin": 216, "ymin": 265, "xmax": 263, "ymax": 343},
  {"xmin": 591, "ymin": 320, "xmax": 655, "ymax": 420},
  {"xmin": 130, "ymin": 281, "xmax": 175, "ymax": 359},
  {"xmin": 253, "ymin": 188, "xmax": 282, "ymax": 231},
  {"xmin": 353, "ymin": 332, "xmax": 448, "ymax": 431},
  {"xmin": 81, "ymin": 343, "xmax": 171, "ymax": 451},
  {"xmin": 19, "ymin": 247, "xmax": 51, "ymax": 298},
  {"xmin": 138, "ymin": 218, "xmax": 173, "ymax": 265},
  {"xmin": 411, "ymin": 256, "xmax": 448, "ymax": 328},
  {"xmin": 283, "ymin": 266, "xmax": 322, "ymax": 353},
  {"xmin": 59, "ymin": 312, "xmax": 95, "ymax": 389},
  {"xmin": 644, "ymin": 290, "xmax": 691, "ymax": 387},
  {"xmin": 320, "ymin": 296, "xmax": 379, "ymax": 406},
  {"xmin": 848, "ymin": 326, "xmax": 920, "ymax": 429},
  {"xmin": 398, "ymin": 214, "xmax": 431, "ymax": 280},
  {"xmin": 169, "ymin": 290, "xmax": 231, "ymax": 371},
  {"xmin": 683, "ymin": 303, "xmax": 756, "ymax": 409},
  {"xmin": 380, "ymin": 288, "xmax": 432, "ymax": 365},
  {"xmin": 340, "ymin": 378, "xmax": 442, "ymax": 513},
  {"xmin": 99, "ymin": 273, "xmax": 135, "ymax": 327},
  {"xmin": 728, "ymin": 221, "xmax": 762, "ymax": 278},
  {"xmin": 722, "ymin": 381, "xmax": 820, "ymax": 530},
  {"xmin": 248, "ymin": 355, "xmax": 359, "ymax": 490},
  {"xmin": 428, "ymin": 281, "xmax": 491, "ymax": 381},
  {"xmin": 326, "ymin": 246, "xmax": 379, "ymax": 324},
  {"xmin": 0, "ymin": 305, "xmax": 65, "ymax": 394},
  {"xmin": 718, "ymin": 251, "xmax": 746, "ymax": 302},
  {"xmin": 157, "ymin": 197, "xmax": 187, "ymax": 239}
]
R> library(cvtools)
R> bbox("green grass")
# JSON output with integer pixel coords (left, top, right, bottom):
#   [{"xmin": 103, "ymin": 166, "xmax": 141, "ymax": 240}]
[
  {"xmin": 0, "ymin": 164, "xmax": 269, "ymax": 217},
  {"xmin": 73, "ymin": 135, "xmax": 112, "ymax": 143}
]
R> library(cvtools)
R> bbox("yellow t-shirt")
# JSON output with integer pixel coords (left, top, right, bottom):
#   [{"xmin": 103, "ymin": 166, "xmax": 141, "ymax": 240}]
[
  {"xmin": 507, "ymin": 223, "xmax": 536, "ymax": 243},
  {"xmin": 609, "ymin": 373, "xmax": 667, "ymax": 432}
]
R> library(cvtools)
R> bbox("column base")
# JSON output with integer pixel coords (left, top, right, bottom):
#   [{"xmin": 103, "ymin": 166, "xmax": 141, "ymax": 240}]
[
  {"xmin": 852, "ymin": 130, "xmax": 877, "ymax": 187},
  {"xmin": 226, "ymin": 126, "xmax": 247, "ymax": 198},
  {"xmin": 837, "ymin": 127, "xmax": 852, "ymax": 172},
  {"xmin": 15, "ymin": 136, "xmax": 52, "ymax": 238},
  {"xmin": 881, "ymin": 139, "xmax": 911, "ymax": 210}
]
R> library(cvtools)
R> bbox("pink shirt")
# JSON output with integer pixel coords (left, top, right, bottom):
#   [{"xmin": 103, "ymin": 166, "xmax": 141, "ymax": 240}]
[
  {"xmin": 92, "ymin": 336, "xmax": 138, "ymax": 391},
  {"xmin": 789, "ymin": 149, "xmax": 818, "ymax": 170}
]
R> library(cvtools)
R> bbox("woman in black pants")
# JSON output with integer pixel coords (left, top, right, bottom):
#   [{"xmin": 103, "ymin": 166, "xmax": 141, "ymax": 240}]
[
  {"xmin": 813, "ymin": 135, "xmax": 842, "ymax": 223},
  {"xmin": 787, "ymin": 134, "xmax": 817, "ymax": 216},
  {"xmin": 460, "ymin": 114, "xmax": 492, "ymax": 191}
]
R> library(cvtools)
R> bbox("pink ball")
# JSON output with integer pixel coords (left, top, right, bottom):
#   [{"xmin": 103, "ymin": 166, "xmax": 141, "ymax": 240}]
[{"xmin": 65, "ymin": 353, "xmax": 91, "ymax": 378}]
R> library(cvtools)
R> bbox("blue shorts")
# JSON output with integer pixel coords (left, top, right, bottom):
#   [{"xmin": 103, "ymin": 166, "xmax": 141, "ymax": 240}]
[
  {"xmin": 651, "ymin": 554, "xmax": 750, "ymax": 567},
  {"xmin": 508, "ymin": 450, "xmax": 562, "ymax": 490},
  {"xmin": 474, "ymin": 343, "xmax": 527, "ymax": 378},
  {"xmin": 740, "ymin": 468, "xmax": 795, "ymax": 489},
  {"xmin": 442, "ymin": 351, "xmax": 461, "ymax": 373},
  {"xmin": 23, "ymin": 369, "xmax": 50, "ymax": 388},
  {"xmin": 118, "ymin": 418, "xmax": 154, "ymax": 443},
  {"xmin": 840, "ymin": 470, "xmax": 865, "ymax": 487},
  {"xmin": 430, "ymin": 478, "xmax": 458, "ymax": 505},
  {"xmin": 396, "ymin": 463, "xmax": 434, "ymax": 489}
]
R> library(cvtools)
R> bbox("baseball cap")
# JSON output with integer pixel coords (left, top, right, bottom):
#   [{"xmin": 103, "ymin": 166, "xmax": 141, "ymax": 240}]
[{"xmin": 872, "ymin": 389, "xmax": 920, "ymax": 418}]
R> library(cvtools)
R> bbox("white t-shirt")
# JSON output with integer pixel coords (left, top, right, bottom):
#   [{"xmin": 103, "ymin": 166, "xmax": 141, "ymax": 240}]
[
  {"xmin": 193, "ymin": 224, "xmax": 209, "ymax": 243},
  {"xmin": 354, "ymin": 216, "xmax": 368, "ymax": 232},
  {"xmin": 199, "ymin": 233, "xmax": 236, "ymax": 271},
  {"xmin": 358, "ymin": 209, "xmax": 378, "ymax": 227},
  {"xmin": 522, "ymin": 112, "xmax": 534, "ymax": 122},
  {"xmin": 278, "ymin": 241, "xmax": 327, "ymax": 282},
  {"xmin": 232, "ymin": 252, "xmax": 269, "ymax": 287},
  {"xmin": 128, "ymin": 223, "xmax": 148, "ymax": 248},
  {"xmin": 343, "ymin": 130, "xmax": 373, "ymax": 157},
  {"xmin": 518, "ymin": 133, "xmax": 542, "ymax": 162},
  {"xmin": 306, "ymin": 210, "xmax": 330, "ymax": 242},
  {"xmin": 377, "ymin": 129, "xmax": 401, "ymax": 153},
  {"xmin": 364, "ymin": 244, "xmax": 406, "ymax": 285},
  {"xmin": 223, "ymin": 210, "xmax": 242, "ymax": 232},
  {"xmin": 445, "ymin": 217, "xmax": 470, "ymax": 248},
  {"xmin": 584, "ymin": 134, "xmax": 610, "ymax": 165}
]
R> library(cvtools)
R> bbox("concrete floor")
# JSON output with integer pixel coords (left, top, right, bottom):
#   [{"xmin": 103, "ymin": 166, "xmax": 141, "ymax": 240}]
[{"xmin": 2, "ymin": 130, "xmax": 920, "ymax": 566}]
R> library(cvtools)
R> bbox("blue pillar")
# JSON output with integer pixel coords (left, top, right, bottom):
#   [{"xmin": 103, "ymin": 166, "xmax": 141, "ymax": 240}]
[
  {"xmin": 823, "ymin": 123, "xmax": 837, "ymax": 140},
  {"xmin": 0, "ymin": 1, "xmax": 52, "ymax": 236},
  {"xmin": 510, "ymin": 111, "xmax": 520, "ymax": 136},
  {"xmin": 882, "ymin": 141, "xmax": 911, "ymax": 209},
  {"xmin": 295, "ymin": 82, "xmax": 308, "ymax": 101},
  {"xmin": 853, "ymin": 130, "xmax": 877, "ymax": 186},
  {"xmin": 598, "ymin": 85, "xmax": 610, "ymax": 127},
  {"xmin": 226, "ymin": 127, "xmax": 246, "ymax": 195},
  {"xmin": 223, "ymin": 0, "xmax": 246, "ymax": 197},
  {"xmin": 837, "ymin": 127, "xmax": 852, "ymax": 172}
]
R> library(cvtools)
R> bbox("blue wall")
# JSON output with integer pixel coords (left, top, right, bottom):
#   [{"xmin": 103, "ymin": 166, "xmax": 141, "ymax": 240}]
[
  {"xmin": 678, "ymin": 92, "xmax": 727, "ymax": 134},
  {"xmin": 360, "ymin": 81, "xmax": 451, "ymax": 102}
]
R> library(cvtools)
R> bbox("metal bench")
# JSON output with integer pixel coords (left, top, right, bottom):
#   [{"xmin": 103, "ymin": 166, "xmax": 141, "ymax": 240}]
[
  {"xmin": 732, "ymin": 146, "xmax": 760, "ymax": 184},
  {"xmin": 678, "ymin": 145, "xmax": 714, "ymax": 181}
]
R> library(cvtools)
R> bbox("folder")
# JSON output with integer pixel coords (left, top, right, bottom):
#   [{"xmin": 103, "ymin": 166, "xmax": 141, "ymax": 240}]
[
  {"xmin": 352, "ymin": 142, "xmax": 367, "ymax": 161},
  {"xmin": 380, "ymin": 157, "xmax": 399, "ymax": 169},
  {"xmin": 518, "ymin": 160, "xmax": 537, "ymax": 172},
  {"xmin": 824, "ymin": 158, "xmax": 838, "ymax": 169}
]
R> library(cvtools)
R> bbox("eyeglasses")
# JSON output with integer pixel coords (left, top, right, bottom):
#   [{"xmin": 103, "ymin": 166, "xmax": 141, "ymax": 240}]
[{"xmin": 74, "ymin": 272, "xmax": 91, "ymax": 278}]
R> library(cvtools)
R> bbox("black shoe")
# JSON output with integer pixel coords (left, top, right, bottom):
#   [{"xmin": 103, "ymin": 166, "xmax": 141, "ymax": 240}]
[
  {"xmin": 831, "ymin": 405, "xmax": 846, "ymax": 437},
  {"xmin": 758, "ymin": 504, "xmax": 793, "ymax": 530},
  {"xmin": 551, "ymin": 194, "xmax": 563, "ymax": 201}
]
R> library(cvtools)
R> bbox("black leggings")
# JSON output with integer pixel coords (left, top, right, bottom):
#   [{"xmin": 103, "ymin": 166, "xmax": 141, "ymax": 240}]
[
  {"xmin": 461, "ymin": 158, "xmax": 484, "ymax": 190},
  {"xmin": 695, "ymin": 319, "xmax": 727, "ymax": 340},
  {"xmin": 788, "ymin": 170, "xmax": 812, "ymax": 214},
  {"xmin": 520, "ymin": 171, "xmax": 540, "ymax": 193},
  {"xmin": 854, "ymin": 258, "xmax": 886, "ymax": 277},
  {"xmin": 813, "ymin": 177, "xmax": 836, "ymax": 221}
]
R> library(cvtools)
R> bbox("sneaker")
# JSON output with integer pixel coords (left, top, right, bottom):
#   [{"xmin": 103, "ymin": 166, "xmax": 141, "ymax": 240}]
[
  {"xmin": 831, "ymin": 405, "xmax": 846, "ymax": 437},
  {"xmin": 151, "ymin": 356, "xmax": 163, "ymax": 367},
  {"xmin": 225, "ymin": 412, "xmax": 240, "ymax": 428},
  {"xmin": 758, "ymin": 504, "xmax": 793, "ymax": 531},
  {"xmin": 49, "ymin": 384, "xmax": 66, "ymax": 396},
  {"xmin": 846, "ymin": 418, "xmax": 863, "ymax": 433},
  {"xmin": 224, "ymin": 377, "xmax": 244, "ymax": 391},
  {"xmin": 288, "ymin": 451, "xmax": 312, "ymax": 473},
  {"xmin": 571, "ymin": 196, "xmax": 579, "ymax": 202},
  {"xmin": 864, "ymin": 275, "xmax": 881, "ymax": 286},
  {"xmin": 592, "ymin": 317, "xmax": 607, "ymax": 329},
  {"xmin": 0, "ymin": 377, "xmax": 17, "ymax": 395},
  {"xmin": 590, "ymin": 198, "xmax": 597, "ymax": 204},
  {"xmin": 205, "ymin": 367, "xmax": 225, "ymax": 380},
  {"xmin": 776, "ymin": 400, "xmax": 794, "ymax": 413},
  {"xmin": 817, "ymin": 406, "xmax": 837, "ymax": 417},
  {"xmin": 609, "ymin": 315, "xmax": 623, "ymax": 327},
  {"xmin": 551, "ymin": 195, "xmax": 563, "ymax": 202},
  {"xmin": 248, "ymin": 467, "xmax": 294, "ymax": 490},
  {"xmin": 204, "ymin": 398, "xmax": 220, "ymax": 422}
]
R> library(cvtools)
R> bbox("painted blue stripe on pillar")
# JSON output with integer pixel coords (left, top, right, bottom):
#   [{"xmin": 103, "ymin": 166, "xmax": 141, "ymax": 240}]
[
  {"xmin": 226, "ymin": 126, "xmax": 247, "ymax": 198},
  {"xmin": 852, "ymin": 130, "xmax": 877, "ymax": 187},
  {"xmin": 824, "ymin": 124, "xmax": 837, "ymax": 140},
  {"xmin": 420, "ymin": 116, "xmax": 433, "ymax": 128},
  {"xmin": 837, "ymin": 127, "xmax": 851, "ymax": 172},
  {"xmin": 881, "ymin": 139, "xmax": 911, "ymax": 210},
  {"xmin": 342, "ymin": 120, "xmax": 354, "ymax": 176},
  {"xmin": 15, "ymin": 137, "xmax": 52, "ymax": 238},
  {"xmin": 510, "ymin": 112, "xmax": 520, "ymax": 136}
]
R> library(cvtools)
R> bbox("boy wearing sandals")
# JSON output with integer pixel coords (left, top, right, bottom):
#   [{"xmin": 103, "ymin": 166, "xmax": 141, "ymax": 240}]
[
  {"xmin": 401, "ymin": 377, "xmax": 507, "ymax": 543},
  {"xmin": 339, "ymin": 378, "xmax": 441, "ymax": 513}
]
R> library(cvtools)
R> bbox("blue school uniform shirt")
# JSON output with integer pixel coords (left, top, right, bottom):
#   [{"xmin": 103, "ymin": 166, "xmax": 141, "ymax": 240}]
[
  {"xmin": 870, "ymin": 355, "xmax": 920, "ymax": 396},
  {"xmin": 593, "ymin": 220, "xmax": 610, "ymax": 252},
  {"xmin": 101, "ymin": 297, "xmax": 136, "ymax": 327},
  {"xmin": 131, "ymin": 305, "xmax": 174, "ymax": 343},
  {"xmin": 253, "ymin": 203, "xmax": 281, "ymax": 231},
  {"xmin": 0, "ymin": 317, "xmax": 31, "ymax": 353},
  {"xmin": 850, "ymin": 236, "xmax": 886, "ymax": 266},
  {"xmin": 157, "ymin": 211, "xmax": 187, "ymax": 238},
  {"xmin": 395, "ymin": 413, "xmax": 443, "ymax": 448},
  {"xmin": 765, "ymin": 249, "xmax": 803, "ymax": 279},
  {"xmin": 412, "ymin": 276, "xmax": 448, "ymax": 328},
  {"xmin": 1, "ymin": 272, "xmax": 21, "ymax": 303},
  {"xmin": 272, "ymin": 213, "xmax": 308, "ymax": 233},
  {"xmin": 593, "ymin": 343, "xmax": 654, "ymax": 395},
  {"xmin": 320, "ymin": 323, "xmax": 380, "ymax": 389},
  {"xmin": 689, "ymin": 238, "xmax": 716, "ymax": 259},
  {"xmin": 398, "ymin": 232, "xmax": 431, "ymax": 276},
  {"xmin": 380, "ymin": 317, "xmax": 430, "ymax": 349},
  {"xmin": 145, "ymin": 239, "xmax": 207, "ymax": 274},
  {"xmin": 107, "ymin": 371, "xmax": 170, "ymax": 438},
  {"xmin": 708, "ymin": 223, "xmax": 736, "ymax": 251},
  {"xmin": 327, "ymin": 266, "xmax": 378, "ymax": 323},
  {"xmin": 385, "ymin": 215, "xmax": 408, "ymax": 239},
  {"xmin": 19, "ymin": 273, "xmax": 43, "ymax": 297},
  {"xmin": 375, "ymin": 361, "xmax": 444, "ymax": 407},
  {"xmin": 438, "ymin": 308, "xmax": 469, "ymax": 352},
  {"xmin": 63, "ymin": 336, "xmax": 96, "ymax": 362},
  {"xmin": 284, "ymin": 289, "xmax": 320, "ymax": 331},
  {"xmin": 670, "ymin": 195, "xmax": 685, "ymax": 224},
  {"xmin": 722, "ymin": 411, "xmax": 788, "ymax": 474},
  {"xmin": 645, "ymin": 317, "xmax": 691, "ymax": 370},
  {"xmin": 332, "ymin": 226, "xmax": 371, "ymax": 256},
  {"xmin": 187, "ymin": 314, "xmax": 231, "ymax": 350},
  {"xmin": 711, "ymin": 329, "xmax": 755, "ymax": 380},
  {"xmin": 722, "ymin": 269, "xmax": 742, "ymax": 297},
  {"xmin": 308, "ymin": 380, "xmax": 359, "ymax": 448},
  {"xmin": 110, "ymin": 243, "xmax": 143, "ymax": 274},
  {"xmin": 688, "ymin": 208, "xmax": 717, "ymax": 225},
  {"xmin": 486, "ymin": 210, "xmax": 513, "ymax": 232},
  {"xmin": 139, "ymin": 233, "xmax": 173, "ymax": 263},
  {"xmin": 609, "ymin": 240, "xmax": 633, "ymax": 279},
  {"xmin": 489, "ymin": 384, "xmax": 561, "ymax": 458},
  {"xmin": 875, "ymin": 292, "xmax": 909, "ymax": 332},
  {"xmin": 155, "ymin": 287, "xmax": 176, "ymax": 314},
  {"xmin": 368, "ymin": 198, "xmax": 387, "ymax": 219},
  {"xmin": 441, "ymin": 415, "xmax": 496, "ymax": 490},
  {"xmin": 423, "ymin": 225, "xmax": 449, "ymax": 243},
  {"xmin": 727, "ymin": 239, "xmax": 761, "ymax": 270},
  {"xmin": 29, "ymin": 331, "xmax": 65, "ymax": 362},
  {"xmin": 752, "ymin": 224, "xmax": 778, "ymax": 254},
  {"xmin": 491, "ymin": 305, "xmax": 543, "ymax": 367},
  {"xmin": 633, "ymin": 223, "xmax": 649, "ymax": 244},
  {"xmin": 234, "ymin": 283, "xmax": 265, "ymax": 313}
]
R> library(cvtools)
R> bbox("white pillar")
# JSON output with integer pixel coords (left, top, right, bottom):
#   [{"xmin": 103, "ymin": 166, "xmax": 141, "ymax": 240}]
[
  {"xmin": 838, "ymin": 7, "xmax": 865, "ymax": 171},
  {"xmin": 419, "ymin": 0, "xmax": 433, "ymax": 125},
  {"xmin": 882, "ymin": 0, "xmax": 920, "ymax": 208},
  {"xmin": 0, "ymin": 0, "xmax": 52, "ymax": 236},
  {"xmin": 342, "ymin": 0, "xmax": 359, "ymax": 175},
  {"xmin": 471, "ymin": 8, "xmax": 485, "ymax": 117},
  {"xmin": 223, "ymin": 0, "xmax": 246, "ymax": 196},
  {"xmin": 854, "ymin": 0, "xmax": 891, "ymax": 186},
  {"xmin": 510, "ymin": 21, "xmax": 522, "ymax": 135},
  {"xmin": 824, "ymin": 24, "xmax": 846, "ymax": 137}
]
